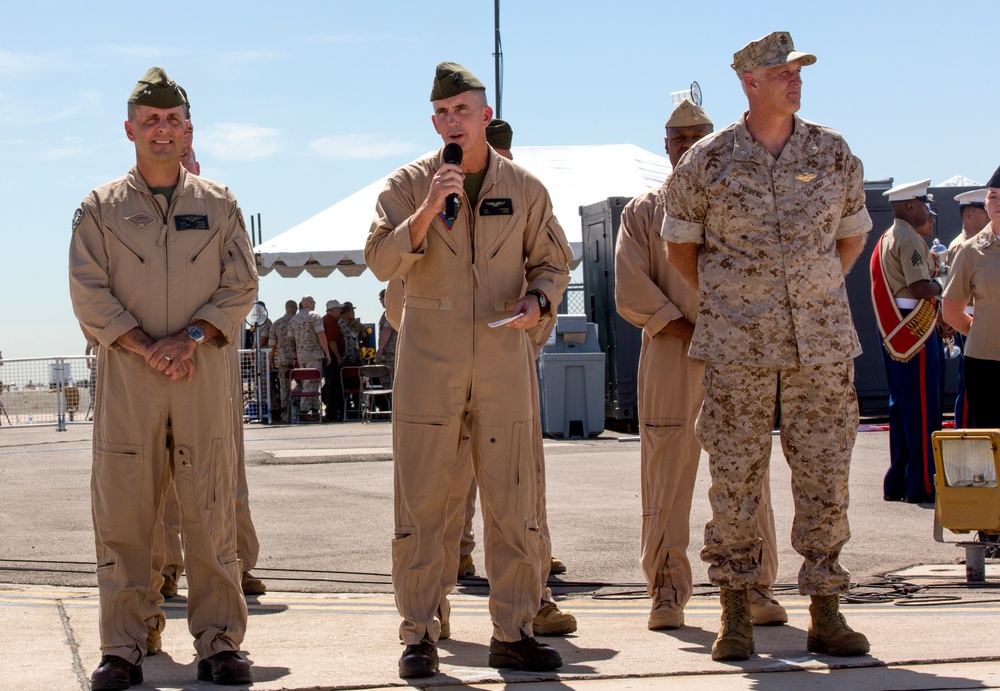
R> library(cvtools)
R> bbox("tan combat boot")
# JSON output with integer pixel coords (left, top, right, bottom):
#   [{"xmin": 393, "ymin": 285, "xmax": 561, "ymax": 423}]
[
  {"xmin": 712, "ymin": 588, "xmax": 754, "ymax": 661},
  {"xmin": 807, "ymin": 594, "xmax": 870, "ymax": 656}
]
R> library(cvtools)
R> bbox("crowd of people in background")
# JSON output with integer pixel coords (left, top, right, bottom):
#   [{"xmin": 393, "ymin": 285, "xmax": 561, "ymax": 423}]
[{"xmin": 260, "ymin": 294, "xmax": 397, "ymax": 423}]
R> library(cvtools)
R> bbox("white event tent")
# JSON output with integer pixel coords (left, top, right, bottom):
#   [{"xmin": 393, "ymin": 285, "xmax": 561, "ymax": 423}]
[{"xmin": 254, "ymin": 144, "xmax": 671, "ymax": 278}]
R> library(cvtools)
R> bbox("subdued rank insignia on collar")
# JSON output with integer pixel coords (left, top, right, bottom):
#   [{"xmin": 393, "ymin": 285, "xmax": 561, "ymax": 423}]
[
  {"xmin": 910, "ymin": 250, "xmax": 924, "ymax": 267},
  {"xmin": 125, "ymin": 211, "xmax": 157, "ymax": 230},
  {"xmin": 71, "ymin": 208, "xmax": 83, "ymax": 232},
  {"xmin": 175, "ymin": 214, "xmax": 209, "ymax": 231},
  {"xmin": 480, "ymin": 198, "xmax": 513, "ymax": 216}
]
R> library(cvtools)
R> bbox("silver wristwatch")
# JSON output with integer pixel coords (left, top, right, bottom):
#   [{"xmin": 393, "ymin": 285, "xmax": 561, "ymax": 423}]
[{"xmin": 186, "ymin": 325, "xmax": 206, "ymax": 344}]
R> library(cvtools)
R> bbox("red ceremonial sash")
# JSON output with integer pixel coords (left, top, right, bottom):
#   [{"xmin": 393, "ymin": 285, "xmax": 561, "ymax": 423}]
[{"xmin": 869, "ymin": 232, "xmax": 937, "ymax": 363}]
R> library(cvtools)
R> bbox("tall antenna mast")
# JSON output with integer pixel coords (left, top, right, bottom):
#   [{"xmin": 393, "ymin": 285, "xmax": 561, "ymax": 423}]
[{"xmin": 493, "ymin": 0, "xmax": 503, "ymax": 118}]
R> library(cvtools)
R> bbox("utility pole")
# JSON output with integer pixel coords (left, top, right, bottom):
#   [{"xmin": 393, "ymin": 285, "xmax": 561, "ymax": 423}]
[{"xmin": 493, "ymin": 0, "xmax": 502, "ymax": 118}]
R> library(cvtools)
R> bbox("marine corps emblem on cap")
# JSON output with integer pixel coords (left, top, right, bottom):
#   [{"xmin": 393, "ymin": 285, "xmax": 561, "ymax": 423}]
[
  {"xmin": 664, "ymin": 99, "xmax": 713, "ymax": 129},
  {"xmin": 731, "ymin": 31, "xmax": 817, "ymax": 75},
  {"xmin": 430, "ymin": 62, "xmax": 486, "ymax": 101},
  {"xmin": 128, "ymin": 67, "xmax": 188, "ymax": 109}
]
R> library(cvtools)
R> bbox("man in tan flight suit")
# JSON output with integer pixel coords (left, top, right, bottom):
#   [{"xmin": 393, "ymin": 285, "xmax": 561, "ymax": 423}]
[
  {"xmin": 69, "ymin": 67, "xmax": 256, "ymax": 689},
  {"xmin": 365, "ymin": 62, "xmax": 572, "ymax": 679},
  {"xmin": 662, "ymin": 33, "xmax": 872, "ymax": 661},
  {"xmin": 159, "ymin": 118, "xmax": 265, "ymax": 609},
  {"xmin": 439, "ymin": 118, "xmax": 575, "ymax": 640},
  {"xmin": 615, "ymin": 99, "xmax": 786, "ymax": 632}
]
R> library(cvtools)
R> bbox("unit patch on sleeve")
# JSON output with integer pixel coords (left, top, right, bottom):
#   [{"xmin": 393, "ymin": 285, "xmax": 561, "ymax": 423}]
[
  {"xmin": 71, "ymin": 208, "xmax": 83, "ymax": 232},
  {"xmin": 175, "ymin": 214, "xmax": 210, "ymax": 231},
  {"xmin": 480, "ymin": 198, "xmax": 514, "ymax": 216}
]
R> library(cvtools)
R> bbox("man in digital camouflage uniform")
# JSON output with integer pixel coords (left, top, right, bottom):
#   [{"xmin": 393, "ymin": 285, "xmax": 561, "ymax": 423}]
[
  {"xmin": 615, "ymin": 98, "xmax": 786, "ymax": 632},
  {"xmin": 289, "ymin": 295, "xmax": 330, "ymax": 421},
  {"xmin": 270, "ymin": 299, "xmax": 299, "ymax": 422},
  {"xmin": 69, "ymin": 67, "xmax": 255, "ymax": 689},
  {"xmin": 662, "ymin": 33, "xmax": 872, "ymax": 661}
]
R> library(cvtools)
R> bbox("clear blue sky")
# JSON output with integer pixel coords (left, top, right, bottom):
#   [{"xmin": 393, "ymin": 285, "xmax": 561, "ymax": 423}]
[{"xmin": 2, "ymin": 0, "xmax": 997, "ymax": 358}]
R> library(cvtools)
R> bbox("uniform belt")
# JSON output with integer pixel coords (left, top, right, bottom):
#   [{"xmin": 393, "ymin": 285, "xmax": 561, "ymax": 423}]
[{"xmin": 895, "ymin": 298, "xmax": 919, "ymax": 309}]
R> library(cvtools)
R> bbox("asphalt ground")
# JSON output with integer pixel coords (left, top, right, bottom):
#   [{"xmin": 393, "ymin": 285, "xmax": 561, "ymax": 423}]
[{"xmin": 2, "ymin": 421, "xmax": 999, "ymax": 690}]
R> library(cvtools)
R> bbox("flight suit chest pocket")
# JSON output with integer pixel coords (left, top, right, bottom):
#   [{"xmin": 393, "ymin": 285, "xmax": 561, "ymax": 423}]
[{"xmin": 92, "ymin": 441, "xmax": 144, "ymax": 529}]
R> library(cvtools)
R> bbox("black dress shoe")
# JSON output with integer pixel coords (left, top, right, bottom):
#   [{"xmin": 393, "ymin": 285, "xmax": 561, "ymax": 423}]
[
  {"xmin": 883, "ymin": 494, "xmax": 905, "ymax": 502},
  {"xmin": 91, "ymin": 655, "xmax": 142, "ymax": 691},
  {"xmin": 905, "ymin": 494, "xmax": 935, "ymax": 504},
  {"xmin": 196, "ymin": 650, "xmax": 252, "ymax": 685},
  {"xmin": 488, "ymin": 636, "xmax": 562, "ymax": 671},
  {"xmin": 399, "ymin": 638, "xmax": 438, "ymax": 678}
]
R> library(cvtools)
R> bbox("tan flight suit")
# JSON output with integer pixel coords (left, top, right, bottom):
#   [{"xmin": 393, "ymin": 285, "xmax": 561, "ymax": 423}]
[
  {"xmin": 365, "ymin": 148, "xmax": 572, "ymax": 645},
  {"xmin": 69, "ymin": 165, "xmax": 257, "ymax": 664},
  {"xmin": 290, "ymin": 309, "xmax": 326, "ymax": 414},
  {"xmin": 614, "ymin": 190, "xmax": 778, "ymax": 615},
  {"xmin": 662, "ymin": 115, "xmax": 871, "ymax": 594},
  {"xmin": 160, "ymin": 346, "xmax": 261, "ymax": 584}
]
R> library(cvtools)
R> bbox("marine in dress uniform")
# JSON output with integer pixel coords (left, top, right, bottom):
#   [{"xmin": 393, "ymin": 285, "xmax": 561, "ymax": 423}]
[
  {"xmin": 68, "ymin": 67, "xmax": 256, "ymax": 689},
  {"xmin": 870, "ymin": 180, "xmax": 944, "ymax": 504},
  {"xmin": 943, "ymin": 170, "xmax": 1000, "ymax": 428},
  {"xmin": 614, "ymin": 99, "xmax": 786, "ymax": 632},
  {"xmin": 364, "ymin": 62, "xmax": 572, "ymax": 678},
  {"xmin": 662, "ymin": 32, "xmax": 872, "ymax": 662}
]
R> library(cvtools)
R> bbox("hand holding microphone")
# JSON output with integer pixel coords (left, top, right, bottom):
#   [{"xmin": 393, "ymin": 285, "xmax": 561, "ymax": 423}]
[{"xmin": 443, "ymin": 142, "xmax": 463, "ymax": 223}]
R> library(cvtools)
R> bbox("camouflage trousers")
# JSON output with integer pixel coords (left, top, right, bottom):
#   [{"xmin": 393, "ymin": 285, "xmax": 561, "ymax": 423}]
[{"xmin": 697, "ymin": 360, "xmax": 858, "ymax": 596}]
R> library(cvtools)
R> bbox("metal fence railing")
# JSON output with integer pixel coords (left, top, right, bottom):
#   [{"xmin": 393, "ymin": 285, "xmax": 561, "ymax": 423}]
[
  {"xmin": 0, "ymin": 349, "xmax": 272, "ymax": 431},
  {"xmin": 0, "ymin": 356, "xmax": 95, "ymax": 429}
]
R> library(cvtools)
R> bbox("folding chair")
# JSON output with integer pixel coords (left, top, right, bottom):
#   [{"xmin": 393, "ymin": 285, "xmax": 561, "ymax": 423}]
[
  {"xmin": 341, "ymin": 365, "xmax": 362, "ymax": 421},
  {"xmin": 359, "ymin": 365, "xmax": 392, "ymax": 423},
  {"xmin": 289, "ymin": 368, "xmax": 323, "ymax": 423}
]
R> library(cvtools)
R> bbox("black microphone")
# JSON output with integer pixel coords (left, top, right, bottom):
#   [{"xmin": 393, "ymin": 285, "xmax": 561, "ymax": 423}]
[{"xmin": 443, "ymin": 143, "xmax": 463, "ymax": 222}]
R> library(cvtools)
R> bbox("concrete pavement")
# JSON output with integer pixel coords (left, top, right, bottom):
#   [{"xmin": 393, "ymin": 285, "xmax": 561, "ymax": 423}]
[{"xmin": 2, "ymin": 421, "xmax": 1000, "ymax": 689}]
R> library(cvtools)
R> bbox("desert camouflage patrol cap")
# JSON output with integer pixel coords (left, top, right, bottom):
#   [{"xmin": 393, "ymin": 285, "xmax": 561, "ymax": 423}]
[
  {"xmin": 430, "ymin": 62, "xmax": 486, "ymax": 101},
  {"xmin": 731, "ymin": 31, "xmax": 816, "ymax": 75},
  {"xmin": 486, "ymin": 119, "xmax": 513, "ymax": 149},
  {"xmin": 128, "ymin": 67, "xmax": 188, "ymax": 109},
  {"xmin": 665, "ymin": 99, "xmax": 713, "ymax": 129}
]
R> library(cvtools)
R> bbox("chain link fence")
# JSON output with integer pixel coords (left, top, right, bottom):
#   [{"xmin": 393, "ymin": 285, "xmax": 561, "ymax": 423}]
[
  {"xmin": 0, "ymin": 356, "xmax": 94, "ymax": 428},
  {"xmin": 560, "ymin": 283, "xmax": 585, "ymax": 315},
  {"xmin": 0, "ymin": 350, "xmax": 272, "ymax": 430}
]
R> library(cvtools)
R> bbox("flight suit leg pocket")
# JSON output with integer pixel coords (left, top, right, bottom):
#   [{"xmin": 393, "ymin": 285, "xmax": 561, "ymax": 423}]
[
  {"xmin": 93, "ymin": 441, "xmax": 144, "ymax": 531},
  {"xmin": 476, "ymin": 423, "xmax": 530, "ymax": 519}
]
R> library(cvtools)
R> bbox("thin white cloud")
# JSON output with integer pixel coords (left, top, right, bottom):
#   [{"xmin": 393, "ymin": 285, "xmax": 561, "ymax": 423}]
[
  {"xmin": 0, "ymin": 49, "xmax": 64, "ymax": 76},
  {"xmin": 200, "ymin": 123, "xmax": 282, "ymax": 161},
  {"xmin": 310, "ymin": 134, "xmax": 417, "ymax": 160},
  {"xmin": 305, "ymin": 32, "xmax": 391, "ymax": 44},
  {"xmin": 34, "ymin": 137, "xmax": 93, "ymax": 161}
]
